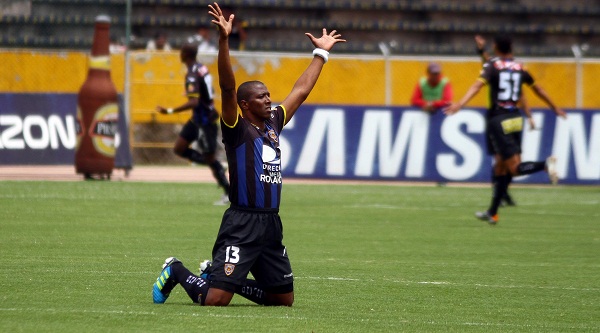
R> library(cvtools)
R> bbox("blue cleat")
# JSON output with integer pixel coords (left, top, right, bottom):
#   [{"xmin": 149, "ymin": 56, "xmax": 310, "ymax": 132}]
[{"xmin": 152, "ymin": 257, "xmax": 181, "ymax": 304}]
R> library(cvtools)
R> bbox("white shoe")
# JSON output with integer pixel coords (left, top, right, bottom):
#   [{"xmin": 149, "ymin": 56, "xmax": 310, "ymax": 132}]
[
  {"xmin": 213, "ymin": 194, "xmax": 230, "ymax": 206},
  {"xmin": 546, "ymin": 156, "xmax": 558, "ymax": 185},
  {"xmin": 199, "ymin": 259, "xmax": 212, "ymax": 277}
]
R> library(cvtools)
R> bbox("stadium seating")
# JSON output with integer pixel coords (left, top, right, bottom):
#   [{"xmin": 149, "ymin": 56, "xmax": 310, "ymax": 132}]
[{"xmin": 1, "ymin": 0, "xmax": 598, "ymax": 56}]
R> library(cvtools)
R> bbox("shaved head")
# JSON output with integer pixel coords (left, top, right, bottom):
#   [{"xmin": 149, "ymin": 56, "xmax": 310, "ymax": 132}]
[
  {"xmin": 494, "ymin": 34, "xmax": 512, "ymax": 55},
  {"xmin": 237, "ymin": 81, "xmax": 266, "ymax": 105}
]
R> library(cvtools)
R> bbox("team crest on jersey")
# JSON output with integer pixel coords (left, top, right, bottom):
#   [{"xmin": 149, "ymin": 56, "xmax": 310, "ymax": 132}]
[
  {"xmin": 267, "ymin": 129, "xmax": 278, "ymax": 143},
  {"xmin": 224, "ymin": 264, "xmax": 235, "ymax": 276}
]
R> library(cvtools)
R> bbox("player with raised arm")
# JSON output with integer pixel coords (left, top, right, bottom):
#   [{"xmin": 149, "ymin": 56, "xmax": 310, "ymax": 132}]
[
  {"xmin": 156, "ymin": 44, "xmax": 230, "ymax": 205},
  {"xmin": 475, "ymin": 34, "xmax": 535, "ymax": 207},
  {"xmin": 152, "ymin": 2, "xmax": 345, "ymax": 306},
  {"xmin": 444, "ymin": 35, "xmax": 566, "ymax": 225}
]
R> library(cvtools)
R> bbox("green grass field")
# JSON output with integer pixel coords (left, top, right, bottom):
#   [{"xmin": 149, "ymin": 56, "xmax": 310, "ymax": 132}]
[{"xmin": 0, "ymin": 180, "xmax": 598, "ymax": 332}]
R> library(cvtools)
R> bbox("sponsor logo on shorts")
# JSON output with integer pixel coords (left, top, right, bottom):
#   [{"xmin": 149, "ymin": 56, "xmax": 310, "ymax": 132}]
[{"xmin": 224, "ymin": 264, "xmax": 235, "ymax": 276}]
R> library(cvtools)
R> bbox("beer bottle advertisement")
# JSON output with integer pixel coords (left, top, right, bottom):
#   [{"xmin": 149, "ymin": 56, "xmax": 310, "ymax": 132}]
[{"xmin": 75, "ymin": 15, "xmax": 119, "ymax": 179}]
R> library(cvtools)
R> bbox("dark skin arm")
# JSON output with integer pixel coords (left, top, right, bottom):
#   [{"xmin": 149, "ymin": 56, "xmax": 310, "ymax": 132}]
[
  {"xmin": 156, "ymin": 97, "xmax": 198, "ymax": 114},
  {"xmin": 280, "ymin": 29, "xmax": 346, "ymax": 124},
  {"xmin": 210, "ymin": 4, "xmax": 238, "ymax": 127},
  {"xmin": 443, "ymin": 80, "xmax": 485, "ymax": 115},
  {"xmin": 210, "ymin": 3, "xmax": 345, "ymax": 127},
  {"xmin": 530, "ymin": 84, "xmax": 567, "ymax": 118},
  {"xmin": 474, "ymin": 34, "xmax": 490, "ymax": 63}
]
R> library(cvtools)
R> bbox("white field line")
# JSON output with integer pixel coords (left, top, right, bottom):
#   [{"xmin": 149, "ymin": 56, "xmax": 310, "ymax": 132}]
[
  {"xmin": 297, "ymin": 276, "xmax": 599, "ymax": 292},
  {"xmin": 343, "ymin": 203, "xmax": 600, "ymax": 217}
]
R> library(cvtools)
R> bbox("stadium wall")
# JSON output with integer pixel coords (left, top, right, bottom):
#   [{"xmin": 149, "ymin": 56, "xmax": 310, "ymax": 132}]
[
  {"xmin": 2, "ymin": 51, "xmax": 600, "ymax": 115},
  {"xmin": 1, "ymin": 50, "xmax": 599, "ymax": 184}
]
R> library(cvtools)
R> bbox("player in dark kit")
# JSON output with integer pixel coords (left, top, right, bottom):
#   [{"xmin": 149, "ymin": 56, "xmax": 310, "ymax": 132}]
[
  {"xmin": 156, "ymin": 43, "xmax": 230, "ymax": 205},
  {"xmin": 444, "ymin": 35, "xmax": 566, "ymax": 225},
  {"xmin": 152, "ymin": 2, "xmax": 345, "ymax": 306},
  {"xmin": 474, "ymin": 34, "xmax": 536, "ymax": 207}
]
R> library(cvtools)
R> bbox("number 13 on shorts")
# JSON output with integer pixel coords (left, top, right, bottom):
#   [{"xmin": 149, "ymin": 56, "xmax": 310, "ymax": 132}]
[{"xmin": 225, "ymin": 245, "xmax": 240, "ymax": 263}]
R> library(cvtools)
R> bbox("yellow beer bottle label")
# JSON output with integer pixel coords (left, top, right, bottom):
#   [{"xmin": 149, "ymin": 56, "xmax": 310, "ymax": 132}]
[
  {"xmin": 89, "ymin": 56, "xmax": 111, "ymax": 70},
  {"xmin": 89, "ymin": 103, "xmax": 118, "ymax": 157}
]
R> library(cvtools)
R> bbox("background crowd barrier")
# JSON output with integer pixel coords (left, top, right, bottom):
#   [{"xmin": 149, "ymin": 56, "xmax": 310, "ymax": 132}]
[{"xmin": 1, "ymin": 49, "xmax": 598, "ymax": 184}]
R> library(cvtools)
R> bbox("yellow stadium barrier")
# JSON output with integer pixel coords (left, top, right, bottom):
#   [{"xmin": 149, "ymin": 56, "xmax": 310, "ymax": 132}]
[{"xmin": 1, "ymin": 49, "xmax": 598, "ymax": 152}]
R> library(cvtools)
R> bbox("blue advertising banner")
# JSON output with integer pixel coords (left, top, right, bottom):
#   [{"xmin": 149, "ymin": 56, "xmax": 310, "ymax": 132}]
[
  {"xmin": 1, "ymin": 94, "xmax": 598, "ymax": 184},
  {"xmin": 0, "ymin": 94, "xmax": 77, "ymax": 164},
  {"xmin": 0, "ymin": 93, "xmax": 132, "ymax": 168},
  {"xmin": 278, "ymin": 105, "xmax": 599, "ymax": 185}
]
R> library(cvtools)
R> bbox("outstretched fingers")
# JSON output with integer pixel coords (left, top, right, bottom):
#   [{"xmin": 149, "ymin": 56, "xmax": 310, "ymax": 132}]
[
  {"xmin": 208, "ymin": 2, "xmax": 233, "ymax": 36},
  {"xmin": 208, "ymin": 2, "xmax": 222, "ymax": 20},
  {"xmin": 324, "ymin": 29, "xmax": 345, "ymax": 42},
  {"xmin": 306, "ymin": 28, "xmax": 346, "ymax": 51}
]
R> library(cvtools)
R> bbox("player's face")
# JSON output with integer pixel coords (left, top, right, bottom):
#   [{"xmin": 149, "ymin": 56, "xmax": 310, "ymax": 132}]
[
  {"xmin": 427, "ymin": 72, "xmax": 441, "ymax": 85},
  {"xmin": 246, "ymin": 84, "xmax": 272, "ymax": 120}
]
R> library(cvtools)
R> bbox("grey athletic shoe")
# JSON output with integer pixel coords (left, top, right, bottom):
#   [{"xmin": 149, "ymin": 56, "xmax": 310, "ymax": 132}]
[
  {"xmin": 475, "ymin": 211, "xmax": 498, "ymax": 225},
  {"xmin": 213, "ymin": 194, "xmax": 230, "ymax": 206},
  {"xmin": 546, "ymin": 156, "xmax": 558, "ymax": 185}
]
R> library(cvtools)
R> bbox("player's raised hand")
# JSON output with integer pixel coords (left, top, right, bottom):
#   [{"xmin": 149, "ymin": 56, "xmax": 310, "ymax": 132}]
[
  {"xmin": 156, "ymin": 106, "xmax": 168, "ymax": 114},
  {"xmin": 554, "ymin": 107, "xmax": 567, "ymax": 119},
  {"xmin": 208, "ymin": 2, "xmax": 233, "ymax": 38},
  {"xmin": 305, "ymin": 28, "xmax": 346, "ymax": 52},
  {"xmin": 527, "ymin": 117, "xmax": 536, "ymax": 130},
  {"xmin": 474, "ymin": 34, "xmax": 486, "ymax": 50}
]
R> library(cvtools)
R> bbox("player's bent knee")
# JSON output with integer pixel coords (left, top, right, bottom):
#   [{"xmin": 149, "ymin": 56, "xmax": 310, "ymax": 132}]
[
  {"xmin": 204, "ymin": 288, "xmax": 234, "ymax": 306},
  {"xmin": 265, "ymin": 292, "xmax": 294, "ymax": 307}
]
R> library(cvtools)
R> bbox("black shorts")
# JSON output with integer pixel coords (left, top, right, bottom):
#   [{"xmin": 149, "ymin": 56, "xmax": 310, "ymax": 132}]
[
  {"xmin": 179, "ymin": 119, "xmax": 218, "ymax": 154},
  {"xmin": 487, "ymin": 113, "xmax": 523, "ymax": 159},
  {"xmin": 209, "ymin": 207, "xmax": 294, "ymax": 293}
]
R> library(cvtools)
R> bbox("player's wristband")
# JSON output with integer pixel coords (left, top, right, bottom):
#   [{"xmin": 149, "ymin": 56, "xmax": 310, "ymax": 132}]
[
  {"xmin": 167, "ymin": 108, "xmax": 174, "ymax": 114},
  {"xmin": 312, "ymin": 48, "xmax": 329, "ymax": 63},
  {"xmin": 477, "ymin": 48, "xmax": 485, "ymax": 55}
]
